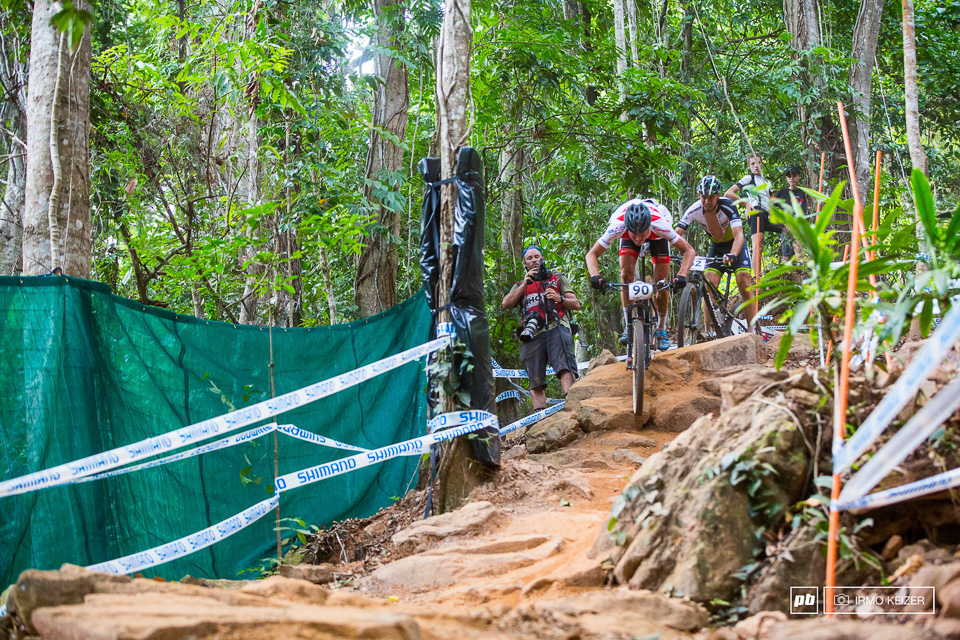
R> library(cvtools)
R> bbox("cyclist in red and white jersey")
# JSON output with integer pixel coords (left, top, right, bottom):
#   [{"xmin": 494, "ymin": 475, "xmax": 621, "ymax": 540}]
[{"xmin": 585, "ymin": 198, "xmax": 696, "ymax": 349}]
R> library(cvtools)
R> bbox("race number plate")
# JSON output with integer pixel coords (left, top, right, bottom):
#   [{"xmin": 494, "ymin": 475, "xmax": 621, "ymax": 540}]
[
  {"xmin": 628, "ymin": 282, "xmax": 654, "ymax": 301},
  {"xmin": 691, "ymin": 256, "xmax": 707, "ymax": 272}
]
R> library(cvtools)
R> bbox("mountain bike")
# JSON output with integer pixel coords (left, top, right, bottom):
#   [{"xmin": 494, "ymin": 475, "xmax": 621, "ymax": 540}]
[
  {"xmin": 606, "ymin": 280, "xmax": 671, "ymax": 416},
  {"xmin": 677, "ymin": 256, "xmax": 750, "ymax": 347}
]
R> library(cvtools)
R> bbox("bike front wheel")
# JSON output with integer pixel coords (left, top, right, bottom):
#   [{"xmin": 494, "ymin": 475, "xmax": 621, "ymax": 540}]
[
  {"xmin": 677, "ymin": 283, "xmax": 706, "ymax": 347},
  {"xmin": 632, "ymin": 318, "xmax": 645, "ymax": 416}
]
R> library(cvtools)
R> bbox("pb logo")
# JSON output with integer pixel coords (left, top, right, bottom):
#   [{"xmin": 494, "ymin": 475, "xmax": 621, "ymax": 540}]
[
  {"xmin": 789, "ymin": 587, "xmax": 818, "ymax": 615},
  {"xmin": 793, "ymin": 593, "xmax": 816, "ymax": 607}
]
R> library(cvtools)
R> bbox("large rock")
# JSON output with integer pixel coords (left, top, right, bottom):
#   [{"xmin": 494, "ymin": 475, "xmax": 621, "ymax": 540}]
[
  {"xmin": 649, "ymin": 391, "xmax": 721, "ymax": 433},
  {"xmin": 368, "ymin": 534, "xmax": 564, "ymax": 593},
  {"xmin": 768, "ymin": 619, "xmax": 939, "ymax": 640},
  {"xmin": 519, "ymin": 589, "xmax": 708, "ymax": 633},
  {"xmin": 577, "ymin": 397, "xmax": 649, "ymax": 432},
  {"xmin": 585, "ymin": 348, "xmax": 621, "ymax": 373},
  {"xmin": 594, "ymin": 398, "xmax": 813, "ymax": 604},
  {"xmin": 565, "ymin": 363, "xmax": 631, "ymax": 413},
  {"xmin": 720, "ymin": 368, "xmax": 790, "ymax": 412},
  {"xmin": 392, "ymin": 501, "xmax": 498, "ymax": 554},
  {"xmin": 32, "ymin": 592, "xmax": 422, "ymax": 640},
  {"xmin": 673, "ymin": 334, "xmax": 764, "ymax": 372},
  {"xmin": 526, "ymin": 412, "xmax": 580, "ymax": 454}
]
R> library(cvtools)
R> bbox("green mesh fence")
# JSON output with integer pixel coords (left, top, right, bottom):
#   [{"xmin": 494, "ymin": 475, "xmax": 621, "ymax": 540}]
[{"xmin": 0, "ymin": 276, "xmax": 431, "ymax": 585}]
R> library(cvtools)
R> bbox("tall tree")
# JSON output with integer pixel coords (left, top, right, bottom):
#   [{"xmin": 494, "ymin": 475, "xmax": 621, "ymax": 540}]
[
  {"xmin": 0, "ymin": 17, "xmax": 26, "ymax": 275},
  {"xmin": 901, "ymin": 0, "xmax": 926, "ymax": 174},
  {"xmin": 355, "ymin": 0, "xmax": 409, "ymax": 318},
  {"xmin": 847, "ymin": 0, "xmax": 885, "ymax": 200},
  {"xmin": 22, "ymin": 0, "xmax": 92, "ymax": 276}
]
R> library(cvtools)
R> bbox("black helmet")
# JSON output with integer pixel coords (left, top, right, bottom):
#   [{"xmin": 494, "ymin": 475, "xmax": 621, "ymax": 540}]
[
  {"xmin": 784, "ymin": 165, "xmax": 802, "ymax": 176},
  {"xmin": 696, "ymin": 174, "xmax": 722, "ymax": 196},
  {"xmin": 624, "ymin": 202, "xmax": 652, "ymax": 234}
]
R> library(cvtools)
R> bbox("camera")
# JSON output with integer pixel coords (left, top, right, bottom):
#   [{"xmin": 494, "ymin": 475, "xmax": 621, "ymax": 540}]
[
  {"xmin": 532, "ymin": 259, "xmax": 553, "ymax": 282},
  {"xmin": 519, "ymin": 312, "xmax": 542, "ymax": 343}
]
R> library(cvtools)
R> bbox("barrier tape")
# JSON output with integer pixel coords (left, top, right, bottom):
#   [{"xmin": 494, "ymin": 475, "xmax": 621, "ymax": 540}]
[
  {"xmin": 499, "ymin": 401, "xmax": 566, "ymax": 436},
  {"xmin": 836, "ymin": 466, "xmax": 960, "ymax": 511},
  {"xmin": 0, "ymin": 336, "xmax": 452, "ymax": 499},
  {"xmin": 86, "ymin": 495, "xmax": 279, "ymax": 575},
  {"xmin": 837, "ymin": 375, "xmax": 960, "ymax": 507},
  {"xmin": 833, "ymin": 305, "xmax": 960, "ymax": 472},
  {"xmin": 276, "ymin": 424, "xmax": 369, "ymax": 452},
  {"xmin": 74, "ymin": 424, "xmax": 279, "ymax": 486},
  {"xmin": 436, "ymin": 322, "xmax": 456, "ymax": 339},
  {"xmin": 492, "ymin": 355, "xmax": 627, "ymax": 380},
  {"xmin": 495, "ymin": 389, "xmax": 562, "ymax": 405},
  {"xmin": 275, "ymin": 411, "xmax": 498, "ymax": 493}
]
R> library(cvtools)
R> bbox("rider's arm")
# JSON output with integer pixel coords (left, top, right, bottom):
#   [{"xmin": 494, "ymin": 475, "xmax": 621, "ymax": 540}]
[
  {"xmin": 585, "ymin": 242, "xmax": 606, "ymax": 278},
  {"xmin": 672, "ymin": 235, "xmax": 696, "ymax": 277},
  {"xmin": 723, "ymin": 183, "xmax": 740, "ymax": 201},
  {"xmin": 730, "ymin": 224, "xmax": 745, "ymax": 257}
]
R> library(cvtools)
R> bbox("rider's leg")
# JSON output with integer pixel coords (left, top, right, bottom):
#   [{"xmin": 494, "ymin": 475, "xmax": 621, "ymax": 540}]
[
  {"xmin": 619, "ymin": 251, "xmax": 638, "ymax": 341},
  {"xmin": 736, "ymin": 270, "xmax": 756, "ymax": 324},
  {"xmin": 653, "ymin": 261, "xmax": 670, "ymax": 331},
  {"xmin": 704, "ymin": 270, "xmax": 722, "ymax": 333},
  {"xmin": 529, "ymin": 385, "xmax": 547, "ymax": 411}
]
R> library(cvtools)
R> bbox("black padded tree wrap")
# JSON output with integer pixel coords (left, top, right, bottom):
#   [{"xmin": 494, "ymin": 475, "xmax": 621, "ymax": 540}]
[{"xmin": 418, "ymin": 148, "xmax": 500, "ymax": 469}]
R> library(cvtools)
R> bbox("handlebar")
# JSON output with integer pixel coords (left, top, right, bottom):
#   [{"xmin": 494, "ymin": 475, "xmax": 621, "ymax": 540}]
[{"xmin": 603, "ymin": 280, "xmax": 672, "ymax": 294}]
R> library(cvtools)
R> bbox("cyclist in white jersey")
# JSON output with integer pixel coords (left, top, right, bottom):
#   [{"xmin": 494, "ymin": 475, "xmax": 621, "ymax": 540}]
[
  {"xmin": 585, "ymin": 198, "xmax": 696, "ymax": 350},
  {"xmin": 677, "ymin": 174, "xmax": 757, "ymax": 330}
]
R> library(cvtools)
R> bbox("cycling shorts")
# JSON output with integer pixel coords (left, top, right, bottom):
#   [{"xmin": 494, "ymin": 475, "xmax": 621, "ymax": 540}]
[
  {"xmin": 705, "ymin": 239, "xmax": 753, "ymax": 276},
  {"xmin": 747, "ymin": 209, "xmax": 782, "ymax": 235},
  {"xmin": 618, "ymin": 237, "xmax": 671, "ymax": 264}
]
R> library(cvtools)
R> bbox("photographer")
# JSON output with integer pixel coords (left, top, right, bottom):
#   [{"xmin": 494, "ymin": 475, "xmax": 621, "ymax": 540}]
[{"xmin": 501, "ymin": 245, "xmax": 581, "ymax": 411}]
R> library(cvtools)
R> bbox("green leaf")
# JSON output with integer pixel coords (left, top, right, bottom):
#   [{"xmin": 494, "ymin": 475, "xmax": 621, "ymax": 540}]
[
  {"xmin": 775, "ymin": 332, "xmax": 794, "ymax": 370},
  {"xmin": 50, "ymin": 0, "xmax": 93, "ymax": 50},
  {"xmin": 911, "ymin": 169, "xmax": 938, "ymax": 249},
  {"xmin": 920, "ymin": 299, "xmax": 933, "ymax": 337}
]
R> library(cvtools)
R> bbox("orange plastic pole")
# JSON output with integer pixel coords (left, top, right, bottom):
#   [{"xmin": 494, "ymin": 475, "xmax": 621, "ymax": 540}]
[
  {"xmin": 817, "ymin": 152, "xmax": 826, "ymax": 214},
  {"xmin": 826, "ymin": 101, "xmax": 864, "ymax": 615},
  {"xmin": 754, "ymin": 226, "xmax": 761, "ymax": 283}
]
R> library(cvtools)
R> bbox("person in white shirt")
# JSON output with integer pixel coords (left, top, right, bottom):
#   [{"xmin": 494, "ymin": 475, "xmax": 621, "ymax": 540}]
[{"xmin": 725, "ymin": 153, "xmax": 779, "ymax": 275}]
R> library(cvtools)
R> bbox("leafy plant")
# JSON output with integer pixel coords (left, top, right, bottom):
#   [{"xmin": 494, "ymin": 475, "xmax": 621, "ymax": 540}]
[{"xmin": 755, "ymin": 183, "xmax": 906, "ymax": 369}]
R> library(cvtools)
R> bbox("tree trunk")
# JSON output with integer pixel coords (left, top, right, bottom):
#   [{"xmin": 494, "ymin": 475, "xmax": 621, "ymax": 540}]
[
  {"xmin": 625, "ymin": 0, "xmax": 639, "ymax": 66},
  {"xmin": 355, "ymin": 0, "xmax": 409, "ymax": 318},
  {"xmin": 22, "ymin": 0, "xmax": 92, "ymax": 277},
  {"xmin": 901, "ymin": 0, "xmax": 926, "ymax": 174},
  {"xmin": 238, "ymin": 110, "xmax": 262, "ymax": 324},
  {"xmin": 499, "ymin": 137, "xmax": 523, "ymax": 275},
  {"xmin": 612, "ymin": 0, "xmax": 629, "ymax": 102},
  {"xmin": 848, "ymin": 0, "xmax": 885, "ymax": 201},
  {"xmin": 319, "ymin": 244, "xmax": 337, "ymax": 324},
  {"xmin": 0, "ymin": 106, "xmax": 25, "ymax": 275},
  {"xmin": 436, "ymin": 0, "xmax": 486, "ymax": 514}
]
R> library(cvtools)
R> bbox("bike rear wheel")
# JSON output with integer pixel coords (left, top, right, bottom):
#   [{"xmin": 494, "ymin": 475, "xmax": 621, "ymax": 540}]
[
  {"xmin": 632, "ymin": 318, "xmax": 645, "ymax": 416},
  {"xmin": 677, "ymin": 283, "xmax": 706, "ymax": 347}
]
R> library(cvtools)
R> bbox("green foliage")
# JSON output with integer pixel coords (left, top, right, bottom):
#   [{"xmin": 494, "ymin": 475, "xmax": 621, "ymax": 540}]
[{"xmin": 756, "ymin": 184, "xmax": 906, "ymax": 369}]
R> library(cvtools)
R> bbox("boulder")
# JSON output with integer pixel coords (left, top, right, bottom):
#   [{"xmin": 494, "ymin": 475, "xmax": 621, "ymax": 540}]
[
  {"xmin": 368, "ymin": 534, "xmax": 564, "ymax": 593},
  {"xmin": 577, "ymin": 397, "xmax": 649, "ymax": 432},
  {"xmin": 8, "ymin": 565, "xmax": 131, "ymax": 634},
  {"xmin": 31, "ymin": 592, "xmax": 422, "ymax": 640},
  {"xmin": 719, "ymin": 368, "xmax": 790, "ymax": 412},
  {"xmin": 673, "ymin": 334, "xmax": 764, "ymax": 372},
  {"xmin": 734, "ymin": 610, "xmax": 787, "ymax": 639},
  {"xmin": 596, "ymin": 432, "xmax": 656, "ymax": 448},
  {"xmin": 766, "ymin": 331, "xmax": 818, "ymax": 366},
  {"xmin": 586, "ymin": 348, "xmax": 621, "ymax": 373},
  {"xmin": 609, "ymin": 449, "xmax": 647, "ymax": 466},
  {"xmin": 565, "ymin": 363, "xmax": 631, "ymax": 413},
  {"xmin": 768, "ymin": 620, "xmax": 939, "ymax": 640},
  {"xmin": 595, "ymin": 400, "xmax": 815, "ymax": 604},
  {"xmin": 647, "ymin": 356, "xmax": 693, "ymax": 386},
  {"xmin": 527, "ymin": 589, "xmax": 708, "ymax": 633},
  {"xmin": 277, "ymin": 563, "xmax": 337, "ymax": 585},
  {"xmin": 649, "ymin": 391, "xmax": 721, "ymax": 433},
  {"xmin": 391, "ymin": 501, "xmax": 498, "ymax": 554},
  {"xmin": 526, "ymin": 412, "xmax": 580, "ymax": 454}
]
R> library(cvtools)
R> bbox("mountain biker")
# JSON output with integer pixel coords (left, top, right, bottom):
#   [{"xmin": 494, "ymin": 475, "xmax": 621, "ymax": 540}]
[
  {"xmin": 585, "ymin": 198, "xmax": 696, "ymax": 350},
  {"xmin": 676, "ymin": 175, "xmax": 756, "ymax": 328}
]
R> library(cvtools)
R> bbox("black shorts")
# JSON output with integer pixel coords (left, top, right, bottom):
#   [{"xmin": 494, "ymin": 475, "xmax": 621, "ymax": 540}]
[
  {"xmin": 747, "ymin": 209, "xmax": 782, "ymax": 235},
  {"xmin": 705, "ymin": 239, "xmax": 753, "ymax": 276},
  {"xmin": 618, "ymin": 237, "xmax": 671, "ymax": 264},
  {"xmin": 519, "ymin": 324, "xmax": 578, "ymax": 389}
]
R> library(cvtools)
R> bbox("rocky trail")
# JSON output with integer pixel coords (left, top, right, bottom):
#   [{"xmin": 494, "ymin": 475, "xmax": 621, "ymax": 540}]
[{"xmin": 5, "ymin": 334, "xmax": 960, "ymax": 640}]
